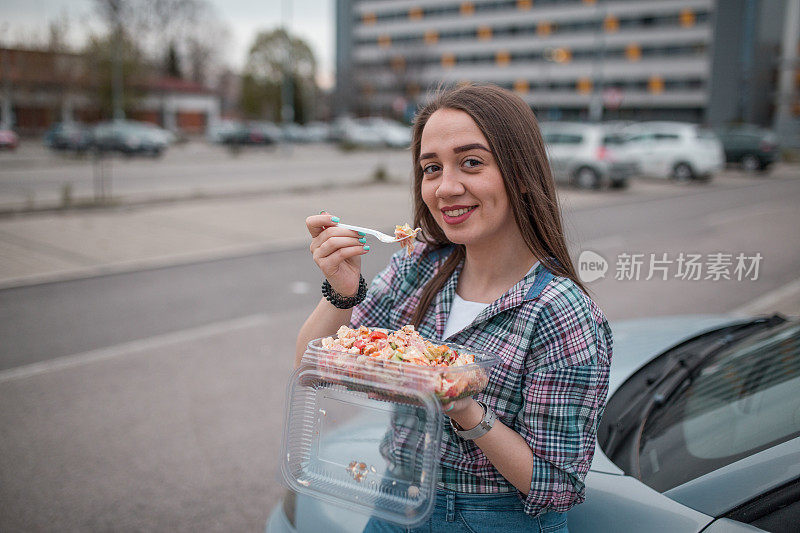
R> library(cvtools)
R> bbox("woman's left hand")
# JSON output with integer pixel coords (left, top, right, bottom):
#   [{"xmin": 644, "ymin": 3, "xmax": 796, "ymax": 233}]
[{"xmin": 444, "ymin": 398, "xmax": 485, "ymax": 431}]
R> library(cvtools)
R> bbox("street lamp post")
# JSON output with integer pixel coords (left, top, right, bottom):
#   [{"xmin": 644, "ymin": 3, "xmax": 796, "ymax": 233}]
[
  {"xmin": 281, "ymin": 0, "xmax": 295, "ymax": 125},
  {"xmin": 111, "ymin": 3, "xmax": 124, "ymax": 121}
]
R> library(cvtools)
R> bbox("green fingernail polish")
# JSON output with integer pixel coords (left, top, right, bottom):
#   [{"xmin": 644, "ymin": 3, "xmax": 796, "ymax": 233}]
[
  {"xmin": 363, "ymin": 245, "xmax": 370, "ymax": 251},
  {"xmin": 358, "ymin": 237, "xmax": 367, "ymax": 244},
  {"xmin": 331, "ymin": 216, "xmax": 340, "ymax": 223},
  {"xmin": 319, "ymin": 210, "xmax": 325, "ymax": 214},
  {"xmin": 357, "ymin": 231, "xmax": 366, "ymax": 236}
]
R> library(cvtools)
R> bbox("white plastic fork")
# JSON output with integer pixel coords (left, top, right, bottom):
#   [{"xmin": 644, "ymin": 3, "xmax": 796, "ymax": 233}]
[{"xmin": 336, "ymin": 222, "xmax": 403, "ymax": 243}]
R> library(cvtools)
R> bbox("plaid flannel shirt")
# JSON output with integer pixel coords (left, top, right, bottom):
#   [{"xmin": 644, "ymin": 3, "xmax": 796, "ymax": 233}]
[{"xmin": 351, "ymin": 243, "xmax": 613, "ymax": 516}]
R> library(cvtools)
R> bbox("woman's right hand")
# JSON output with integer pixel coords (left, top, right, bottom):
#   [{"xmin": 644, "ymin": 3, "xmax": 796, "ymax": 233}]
[{"xmin": 306, "ymin": 212, "xmax": 369, "ymax": 297}]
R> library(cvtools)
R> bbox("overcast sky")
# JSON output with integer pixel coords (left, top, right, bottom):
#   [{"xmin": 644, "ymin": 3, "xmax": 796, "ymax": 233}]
[{"xmin": 0, "ymin": 0, "xmax": 336, "ymax": 88}]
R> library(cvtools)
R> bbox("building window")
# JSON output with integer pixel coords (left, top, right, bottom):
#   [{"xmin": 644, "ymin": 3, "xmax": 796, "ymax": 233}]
[
  {"xmin": 409, "ymin": 7, "xmax": 423, "ymax": 21},
  {"xmin": 460, "ymin": 2, "xmax": 475, "ymax": 16}
]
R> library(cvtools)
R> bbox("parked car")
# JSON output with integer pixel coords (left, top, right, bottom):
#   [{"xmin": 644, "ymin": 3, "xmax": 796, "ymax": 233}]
[
  {"xmin": 541, "ymin": 122, "xmax": 637, "ymax": 189},
  {"xmin": 622, "ymin": 122, "xmax": 725, "ymax": 181},
  {"xmin": 220, "ymin": 121, "xmax": 281, "ymax": 146},
  {"xmin": 0, "ymin": 128, "xmax": 19, "ymax": 150},
  {"xmin": 715, "ymin": 125, "xmax": 779, "ymax": 173},
  {"xmin": 280, "ymin": 122, "xmax": 332, "ymax": 144},
  {"xmin": 91, "ymin": 120, "xmax": 170, "ymax": 157},
  {"xmin": 267, "ymin": 314, "xmax": 799, "ymax": 532},
  {"xmin": 44, "ymin": 122, "xmax": 92, "ymax": 153},
  {"xmin": 363, "ymin": 117, "xmax": 412, "ymax": 149},
  {"xmin": 335, "ymin": 117, "xmax": 411, "ymax": 149},
  {"xmin": 303, "ymin": 121, "xmax": 331, "ymax": 143},
  {"xmin": 207, "ymin": 119, "xmax": 241, "ymax": 144}
]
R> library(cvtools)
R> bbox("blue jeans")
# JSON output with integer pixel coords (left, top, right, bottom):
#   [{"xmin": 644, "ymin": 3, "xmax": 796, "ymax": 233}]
[{"xmin": 362, "ymin": 488, "xmax": 568, "ymax": 533}]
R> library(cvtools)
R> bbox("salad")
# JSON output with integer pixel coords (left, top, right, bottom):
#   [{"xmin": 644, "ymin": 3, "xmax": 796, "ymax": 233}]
[
  {"xmin": 318, "ymin": 325, "xmax": 489, "ymax": 402},
  {"xmin": 394, "ymin": 224, "xmax": 421, "ymax": 255}
]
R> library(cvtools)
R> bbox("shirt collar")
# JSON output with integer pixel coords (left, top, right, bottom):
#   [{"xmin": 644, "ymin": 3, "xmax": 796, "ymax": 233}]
[{"xmin": 432, "ymin": 251, "xmax": 556, "ymax": 338}]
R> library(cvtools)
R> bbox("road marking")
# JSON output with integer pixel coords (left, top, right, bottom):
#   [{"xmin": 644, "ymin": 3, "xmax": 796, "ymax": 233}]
[
  {"xmin": 732, "ymin": 277, "xmax": 800, "ymax": 317},
  {"xmin": 0, "ymin": 313, "xmax": 271, "ymax": 384}
]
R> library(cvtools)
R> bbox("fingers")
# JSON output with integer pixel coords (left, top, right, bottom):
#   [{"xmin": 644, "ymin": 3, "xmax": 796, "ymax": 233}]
[
  {"xmin": 308, "ymin": 212, "xmax": 365, "ymax": 252},
  {"xmin": 306, "ymin": 212, "xmax": 342, "ymax": 238},
  {"xmin": 313, "ymin": 238, "xmax": 369, "ymax": 271}
]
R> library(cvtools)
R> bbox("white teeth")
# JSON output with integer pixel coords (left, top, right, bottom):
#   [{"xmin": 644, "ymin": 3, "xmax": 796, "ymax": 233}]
[{"xmin": 443, "ymin": 207, "xmax": 474, "ymax": 217}]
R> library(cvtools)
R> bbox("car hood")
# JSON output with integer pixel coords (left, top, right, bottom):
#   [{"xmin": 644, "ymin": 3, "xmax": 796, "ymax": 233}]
[{"xmin": 590, "ymin": 314, "xmax": 736, "ymax": 474}]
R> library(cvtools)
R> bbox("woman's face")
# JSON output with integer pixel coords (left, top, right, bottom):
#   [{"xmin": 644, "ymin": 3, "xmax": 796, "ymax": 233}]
[{"xmin": 419, "ymin": 108, "xmax": 519, "ymax": 249}]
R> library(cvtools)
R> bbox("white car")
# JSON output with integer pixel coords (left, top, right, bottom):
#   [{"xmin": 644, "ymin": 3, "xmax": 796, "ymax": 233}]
[
  {"xmin": 541, "ymin": 122, "xmax": 637, "ymax": 189},
  {"xmin": 268, "ymin": 314, "xmax": 800, "ymax": 532},
  {"xmin": 622, "ymin": 122, "xmax": 724, "ymax": 181}
]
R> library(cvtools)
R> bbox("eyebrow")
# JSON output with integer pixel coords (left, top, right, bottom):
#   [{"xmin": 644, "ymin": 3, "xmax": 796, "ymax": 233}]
[{"xmin": 419, "ymin": 143, "xmax": 492, "ymax": 163}]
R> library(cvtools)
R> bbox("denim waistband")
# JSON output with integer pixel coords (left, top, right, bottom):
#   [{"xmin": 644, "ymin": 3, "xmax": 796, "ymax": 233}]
[{"xmin": 433, "ymin": 488, "xmax": 523, "ymax": 511}]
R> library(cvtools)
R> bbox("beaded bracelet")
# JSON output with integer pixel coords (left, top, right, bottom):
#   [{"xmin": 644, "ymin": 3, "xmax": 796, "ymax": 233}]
[{"xmin": 321, "ymin": 275, "xmax": 367, "ymax": 309}]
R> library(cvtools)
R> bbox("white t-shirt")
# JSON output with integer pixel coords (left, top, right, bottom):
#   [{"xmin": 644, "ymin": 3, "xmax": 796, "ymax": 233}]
[
  {"xmin": 442, "ymin": 261, "xmax": 540, "ymax": 340},
  {"xmin": 442, "ymin": 293, "xmax": 490, "ymax": 340}
]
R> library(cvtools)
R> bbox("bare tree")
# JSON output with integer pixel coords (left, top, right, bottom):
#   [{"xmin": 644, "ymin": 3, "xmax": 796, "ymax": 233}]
[{"xmin": 92, "ymin": 0, "xmax": 230, "ymax": 85}]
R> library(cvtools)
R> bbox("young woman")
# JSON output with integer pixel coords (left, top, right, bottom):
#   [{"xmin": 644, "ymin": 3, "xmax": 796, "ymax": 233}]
[{"xmin": 298, "ymin": 84, "xmax": 612, "ymax": 533}]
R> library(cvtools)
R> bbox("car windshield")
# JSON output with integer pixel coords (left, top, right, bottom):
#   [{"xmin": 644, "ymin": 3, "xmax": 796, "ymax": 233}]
[{"xmin": 637, "ymin": 321, "xmax": 800, "ymax": 492}]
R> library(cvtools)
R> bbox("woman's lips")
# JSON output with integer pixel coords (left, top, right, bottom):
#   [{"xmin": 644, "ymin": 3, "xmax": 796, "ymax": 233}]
[{"xmin": 441, "ymin": 205, "xmax": 477, "ymax": 225}]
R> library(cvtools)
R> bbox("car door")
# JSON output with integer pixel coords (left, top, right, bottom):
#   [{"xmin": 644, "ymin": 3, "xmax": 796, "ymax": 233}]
[
  {"xmin": 625, "ymin": 133, "xmax": 659, "ymax": 177},
  {"xmin": 652, "ymin": 132, "xmax": 683, "ymax": 177}
]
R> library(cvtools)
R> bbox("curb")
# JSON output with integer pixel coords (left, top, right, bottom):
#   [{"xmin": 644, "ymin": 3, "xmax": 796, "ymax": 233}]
[
  {"xmin": 0, "ymin": 240, "xmax": 309, "ymax": 291},
  {"xmin": 0, "ymin": 175, "xmax": 407, "ymax": 218}
]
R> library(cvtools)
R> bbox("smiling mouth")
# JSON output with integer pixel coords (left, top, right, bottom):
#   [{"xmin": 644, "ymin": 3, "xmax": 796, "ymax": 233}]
[{"xmin": 442, "ymin": 206, "xmax": 477, "ymax": 217}]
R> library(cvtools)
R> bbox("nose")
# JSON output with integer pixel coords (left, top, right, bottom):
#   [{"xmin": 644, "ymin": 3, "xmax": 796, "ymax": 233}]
[{"xmin": 435, "ymin": 166, "xmax": 466, "ymax": 199}]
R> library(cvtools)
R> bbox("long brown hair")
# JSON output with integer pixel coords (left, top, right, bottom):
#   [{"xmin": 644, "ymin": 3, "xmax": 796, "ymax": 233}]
[{"xmin": 409, "ymin": 83, "xmax": 588, "ymax": 327}]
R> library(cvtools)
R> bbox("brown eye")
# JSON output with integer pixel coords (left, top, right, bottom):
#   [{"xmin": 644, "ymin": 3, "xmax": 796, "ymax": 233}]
[{"xmin": 423, "ymin": 164, "xmax": 441, "ymax": 175}]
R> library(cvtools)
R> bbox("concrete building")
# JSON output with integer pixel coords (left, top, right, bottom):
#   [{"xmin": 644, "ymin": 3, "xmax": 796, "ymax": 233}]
[{"xmin": 335, "ymin": 0, "xmax": 799, "ymax": 130}]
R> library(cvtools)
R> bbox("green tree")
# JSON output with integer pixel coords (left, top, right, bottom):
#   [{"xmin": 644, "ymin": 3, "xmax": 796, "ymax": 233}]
[{"xmin": 241, "ymin": 28, "xmax": 317, "ymax": 123}]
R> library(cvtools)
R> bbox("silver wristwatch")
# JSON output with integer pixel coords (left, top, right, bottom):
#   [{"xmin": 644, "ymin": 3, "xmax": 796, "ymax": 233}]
[{"xmin": 449, "ymin": 400, "xmax": 496, "ymax": 440}]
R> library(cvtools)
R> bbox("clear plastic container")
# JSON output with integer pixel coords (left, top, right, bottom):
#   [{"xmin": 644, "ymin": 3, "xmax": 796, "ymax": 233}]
[
  {"xmin": 304, "ymin": 335, "xmax": 499, "ymax": 405},
  {"xmin": 281, "ymin": 333, "xmax": 499, "ymax": 526}
]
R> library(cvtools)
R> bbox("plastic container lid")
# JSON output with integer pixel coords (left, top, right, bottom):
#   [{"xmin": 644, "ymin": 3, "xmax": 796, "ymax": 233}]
[{"xmin": 281, "ymin": 333, "xmax": 498, "ymax": 526}]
